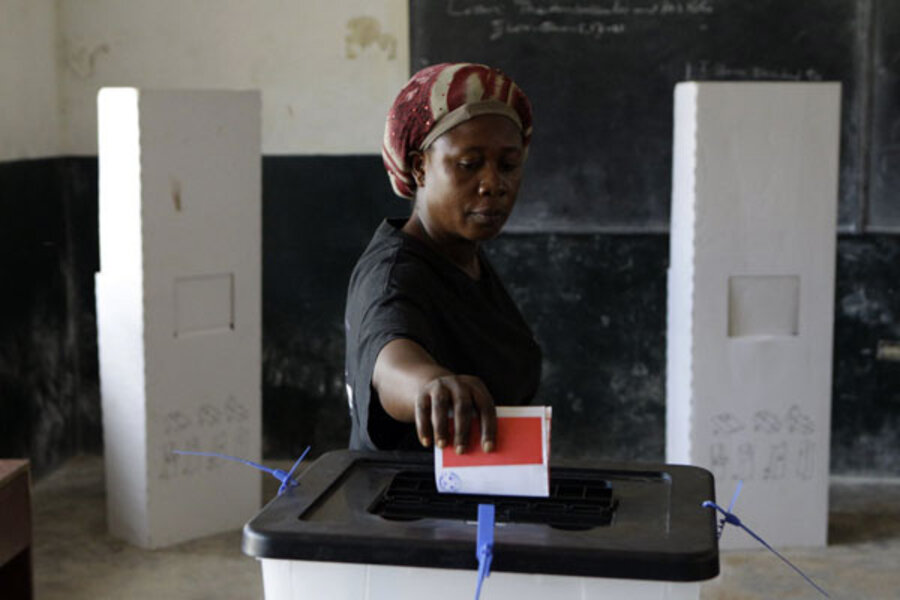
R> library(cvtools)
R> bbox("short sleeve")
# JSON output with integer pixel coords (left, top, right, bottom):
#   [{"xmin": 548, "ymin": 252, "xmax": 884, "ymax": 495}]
[{"xmin": 346, "ymin": 262, "xmax": 439, "ymax": 450}]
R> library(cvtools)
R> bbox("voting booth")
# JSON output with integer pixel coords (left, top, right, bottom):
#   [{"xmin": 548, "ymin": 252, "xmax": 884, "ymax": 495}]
[
  {"xmin": 666, "ymin": 82, "xmax": 841, "ymax": 549},
  {"xmin": 242, "ymin": 450, "xmax": 719, "ymax": 600},
  {"xmin": 96, "ymin": 89, "xmax": 262, "ymax": 548}
]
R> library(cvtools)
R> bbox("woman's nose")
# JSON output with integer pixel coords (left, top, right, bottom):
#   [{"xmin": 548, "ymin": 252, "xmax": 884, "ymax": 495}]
[{"xmin": 478, "ymin": 163, "xmax": 506, "ymax": 196}]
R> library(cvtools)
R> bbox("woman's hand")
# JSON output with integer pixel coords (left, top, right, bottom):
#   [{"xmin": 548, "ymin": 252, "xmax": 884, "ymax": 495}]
[
  {"xmin": 373, "ymin": 339, "xmax": 497, "ymax": 453},
  {"xmin": 415, "ymin": 374, "xmax": 496, "ymax": 453}
]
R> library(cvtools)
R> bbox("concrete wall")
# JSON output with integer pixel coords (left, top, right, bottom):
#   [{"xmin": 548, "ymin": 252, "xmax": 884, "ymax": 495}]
[
  {"xmin": 1, "ymin": 0, "xmax": 408, "ymax": 159},
  {"xmin": 0, "ymin": 0, "xmax": 61, "ymax": 160},
  {"xmin": 58, "ymin": 0, "xmax": 408, "ymax": 155},
  {"xmin": 2, "ymin": 0, "xmax": 898, "ymax": 477}
]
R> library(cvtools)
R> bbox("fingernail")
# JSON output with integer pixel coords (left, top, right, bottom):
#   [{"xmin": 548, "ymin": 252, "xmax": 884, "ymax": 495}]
[
  {"xmin": 436, "ymin": 438, "xmax": 446, "ymax": 449},
  {"xmin": 483, "ymin": 441, "xmax": 494, "ymax": 453},
  {"xmin": 455, "ymin": 445, "xmax": 465, "ymax": 455},
  {"xmin": 421, "ymin": 437, "xmax": 431, "ymax": 447}
]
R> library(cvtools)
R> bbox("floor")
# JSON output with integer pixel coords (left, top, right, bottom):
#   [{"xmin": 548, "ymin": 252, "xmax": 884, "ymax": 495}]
[{"xmin": 30, "ymin": 456, "xmax": 899, "ymax": 600}]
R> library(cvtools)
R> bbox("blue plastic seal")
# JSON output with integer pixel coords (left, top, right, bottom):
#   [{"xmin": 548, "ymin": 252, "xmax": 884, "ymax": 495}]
[
  {"xmin": 703, "ymin": 481, "xmax": 829, "ymax": 598},
  {"xmin": 474, "ymin": 503, "xmax": 495, "ymax": 600},
  {"xmin": 173, "ymin": 446, "xmax": 311, "ymax": 497}
]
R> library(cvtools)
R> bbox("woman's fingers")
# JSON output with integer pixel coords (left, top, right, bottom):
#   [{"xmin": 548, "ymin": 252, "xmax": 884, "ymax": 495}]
[
  {"xmin": 416, "ymin": 375, "xmax": 496, "ymax": 453},
  {"xmin": 453, "ymin": 388, "xmax": 473, "ymax": 454},
  {"xmin": 430, "ymin": 384, "xmax": 452, "ymax": 448},
  {"xmin": 471, "ymin": 381, "xmax": 497, "ymax": 453},
  {"xmin": 414, "ymin": 393, "xmax": 433, "ymax": 447}
]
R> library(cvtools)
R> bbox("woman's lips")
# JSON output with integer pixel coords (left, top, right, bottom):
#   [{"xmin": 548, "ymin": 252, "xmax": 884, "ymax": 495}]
[{"xmin": 468, "ymin": 209, "xmax": 506, "ymax": 225}]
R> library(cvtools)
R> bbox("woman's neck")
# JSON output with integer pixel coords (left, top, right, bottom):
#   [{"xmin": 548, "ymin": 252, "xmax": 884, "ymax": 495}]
[{"xmin": 402, "ymin": 215, "xmax": 481, "ymax": 279}]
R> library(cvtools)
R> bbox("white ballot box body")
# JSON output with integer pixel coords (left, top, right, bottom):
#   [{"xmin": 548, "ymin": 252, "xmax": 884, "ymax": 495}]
[
  {"xmin": 259, "ymin": 560, "xmax": 700, "ymax": 600},
  {"xmin": 667, "ymin": 82, "xmax": 841, "ymax": 549},
  {"xmin": 96, "ymin": 88, "xmax": 262, "ymax": 548},
  {"xmin": 243, "ymin": 451, "xmax": 717, "ymax": 600}
]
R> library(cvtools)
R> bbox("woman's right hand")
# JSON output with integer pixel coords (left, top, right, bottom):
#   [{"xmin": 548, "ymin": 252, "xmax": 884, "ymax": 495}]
[
  {"xmin": 373, "ymin": 339, "xmax": 497, "ymax": 453},
  {"xmin": 415, "ymin": 374, "xmax": 496, "ymax": 453}
]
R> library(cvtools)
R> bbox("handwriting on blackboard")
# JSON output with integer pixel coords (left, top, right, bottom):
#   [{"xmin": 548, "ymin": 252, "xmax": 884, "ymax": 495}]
[
  {"xmin": 448, "ymin": 0, "xmax": 715, "ymax": 17},
  {"xmin": 490, "ymin": 19, "xmax": 626, "ymax": 39},
  {"xmin": 448, "ymin": 0, "xmax": 504, "ymax": 16},
  {"xmin": 448, "ymin": 0, "xmax": 715, "ymax": 40},
  {"xmin": 685, "ymin": 61, "xmax": 824, "ymax": 81}
]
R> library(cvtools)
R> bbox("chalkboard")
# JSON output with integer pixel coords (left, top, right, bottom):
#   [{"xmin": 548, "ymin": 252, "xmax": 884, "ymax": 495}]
[
  {"xmin": 411, "ymin": 0, "xmax": 867, "ymax": 232},
  {"xmin": 869, "ymin": 0, "xmax": 900, "ymax": 230}
]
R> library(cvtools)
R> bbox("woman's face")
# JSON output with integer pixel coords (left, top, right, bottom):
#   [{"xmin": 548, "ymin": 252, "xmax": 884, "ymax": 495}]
[{"xmin": 412, "ymin": 114, "xmax": 525, "ymax": 244}]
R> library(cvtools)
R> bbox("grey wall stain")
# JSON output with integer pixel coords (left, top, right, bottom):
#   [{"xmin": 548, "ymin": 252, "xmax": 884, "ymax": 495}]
[
  {"xmin": 171, "ymin": 177, "xmax": 182, "ymax": 212},
  {"xmin": 345, "ymin": 16, "xmax": 397, "ymax": 60},
  {"xmin": 64, "ymin": 40, "xmax": 110, "ymax": 79}
]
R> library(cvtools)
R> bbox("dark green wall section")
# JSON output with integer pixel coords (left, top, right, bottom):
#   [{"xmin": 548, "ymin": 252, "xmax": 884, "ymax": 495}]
[
  {"xmin": 832, "ymin": 237, "xmax": 900, "ymax": 472},
  {"xmin": 0, "ymin": 158, "xmax": 100, "ymax": 476},
  {"xmin": 488, "ymin": 234, "xmax": 670, "ymax": 462},
  {"xmin": 261, "ymin": 156, "xmax": 400, "ymax": 458},
  {"xmin": 1, "ymin": 156, "xmax": 897, "ymax": 475}
]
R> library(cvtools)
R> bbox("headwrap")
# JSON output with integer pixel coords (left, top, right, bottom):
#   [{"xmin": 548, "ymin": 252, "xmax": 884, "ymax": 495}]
[{"xmin": 382, "ymin": 63, "xmax": 533, "ymax": 199}]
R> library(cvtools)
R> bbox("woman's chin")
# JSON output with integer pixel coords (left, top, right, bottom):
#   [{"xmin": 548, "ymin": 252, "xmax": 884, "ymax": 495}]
[{"xmin": 465, "ymin": 213, "xmax": 508, "ymax": 239}]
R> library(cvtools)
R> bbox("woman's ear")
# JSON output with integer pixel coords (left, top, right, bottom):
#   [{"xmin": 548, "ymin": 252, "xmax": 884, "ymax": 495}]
[{"xmin": 410, "ymin": 151, "xmax": 426, "ymax": 187}]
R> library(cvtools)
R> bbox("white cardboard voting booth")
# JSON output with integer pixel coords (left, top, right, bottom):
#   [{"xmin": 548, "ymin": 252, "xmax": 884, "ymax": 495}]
[
  {"xmin": 96, "ymin": 89, "xmax": 262, "ymax": 548},
  {"xmin": 667, "ymin": 82, "xmax": 841, "ymax": 549}
]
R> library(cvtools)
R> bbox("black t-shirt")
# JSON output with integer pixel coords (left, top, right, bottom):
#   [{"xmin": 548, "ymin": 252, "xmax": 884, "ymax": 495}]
[{"xmin": 344, "ymin": 218, "xmax": 542, "ymax": 451}]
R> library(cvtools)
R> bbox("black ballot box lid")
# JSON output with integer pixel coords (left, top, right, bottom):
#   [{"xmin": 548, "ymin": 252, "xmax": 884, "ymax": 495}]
[{"xmin": 242, "ymin": 450, "xmax": 720, "ymax": 582}]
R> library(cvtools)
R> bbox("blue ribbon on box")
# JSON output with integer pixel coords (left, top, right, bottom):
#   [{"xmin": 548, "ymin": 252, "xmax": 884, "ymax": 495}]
[
  {"xmin": 173, "ymin": 446, "xmax": 311, "ymax": 496},
  {"xmin": 703, "ymin": 480, "xmax": 830, "ymax": 598}
]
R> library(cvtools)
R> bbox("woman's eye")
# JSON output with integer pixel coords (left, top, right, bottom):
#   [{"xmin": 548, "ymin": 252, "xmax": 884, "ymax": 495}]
[
  {"xmin": 458, "ymin": 160, "xmax": 480, "ymax": 170},
  {"xmin": 501, "ymin": 161, "xmax": 521, "ymax": 172}
]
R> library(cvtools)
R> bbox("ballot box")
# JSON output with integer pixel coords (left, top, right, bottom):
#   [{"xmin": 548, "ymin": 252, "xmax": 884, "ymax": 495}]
[{"xmin": 242, "ymin": 450, "xmax": 719, "ymax": 600}]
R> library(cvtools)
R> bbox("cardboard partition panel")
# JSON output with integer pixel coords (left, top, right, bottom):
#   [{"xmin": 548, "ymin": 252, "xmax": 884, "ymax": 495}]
[
  {"xmin": 97, "ymin": 88, "xmax": 261, "ymax": 548},
  {"xmin": 667, "ymin": 82, "xmax": 840, "ymax": 549}
]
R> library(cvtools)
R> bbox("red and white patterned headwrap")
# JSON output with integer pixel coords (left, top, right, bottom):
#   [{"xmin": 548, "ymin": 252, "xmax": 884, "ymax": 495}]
[{"xmin": 382, "ymin": 63, "xmax": 533, "ymax": 199}]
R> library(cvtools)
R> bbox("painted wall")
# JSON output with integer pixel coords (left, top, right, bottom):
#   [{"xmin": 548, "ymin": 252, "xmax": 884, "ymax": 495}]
[
  {"xmin": 0, "ymin": 0, "xmax": 410, "ymax": 476},
  {"xmin": 1, "ymin": 0, "xmax": 898, "ymax": 477},
  {"xmin": 0, "ymin": 0, "xmax": 61, "ymax": 161},
  {"xmin": 57, "ymin": 0, "xmax": 409, "ymax": 155}
]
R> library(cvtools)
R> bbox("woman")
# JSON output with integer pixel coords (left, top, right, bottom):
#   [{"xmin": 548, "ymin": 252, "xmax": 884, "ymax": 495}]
[{"xmin": 344, "ymin": 63, "xmax": 541, "ymax": 454}]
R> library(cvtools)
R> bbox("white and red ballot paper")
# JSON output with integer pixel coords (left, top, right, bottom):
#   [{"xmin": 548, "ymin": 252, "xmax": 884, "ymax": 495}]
[{"xmin": 434, "ymin": 406, "xmax": 552, "ymax": 497}]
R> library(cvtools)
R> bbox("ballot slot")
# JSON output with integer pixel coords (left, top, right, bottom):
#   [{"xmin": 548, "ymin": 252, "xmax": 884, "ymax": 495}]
[{"xmin": 368, "ymin": 469, "xmax": 618, "ymax": 530}]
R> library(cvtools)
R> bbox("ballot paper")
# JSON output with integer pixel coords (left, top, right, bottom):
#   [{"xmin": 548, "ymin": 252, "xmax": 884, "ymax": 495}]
[{"xmin": 434, "ymin": 406, "xmax": 551, "ymax": 497}]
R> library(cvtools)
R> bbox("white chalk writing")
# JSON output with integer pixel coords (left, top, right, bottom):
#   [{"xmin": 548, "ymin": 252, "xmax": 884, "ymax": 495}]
[
  {"xmin": 448, "ymin": 0, "xmax": 504, "ymax": 16},
  {"xmin": 448, "ymin": 0, "xmax": 715, "ymax": 40},
  {"xmin": 448, "ymin": 0, "xmax": 715, "ymax": 18},
  {"xmin": 513, "ymin": 0, "xmax": 631, "ymax": 16},
  {"xmin": 490, "ymin": 18, "xmax": 626, "ymax": 40},
  {"xmin": 685, "ymin": 60, "xmax": 824, "ymax": 81}
]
